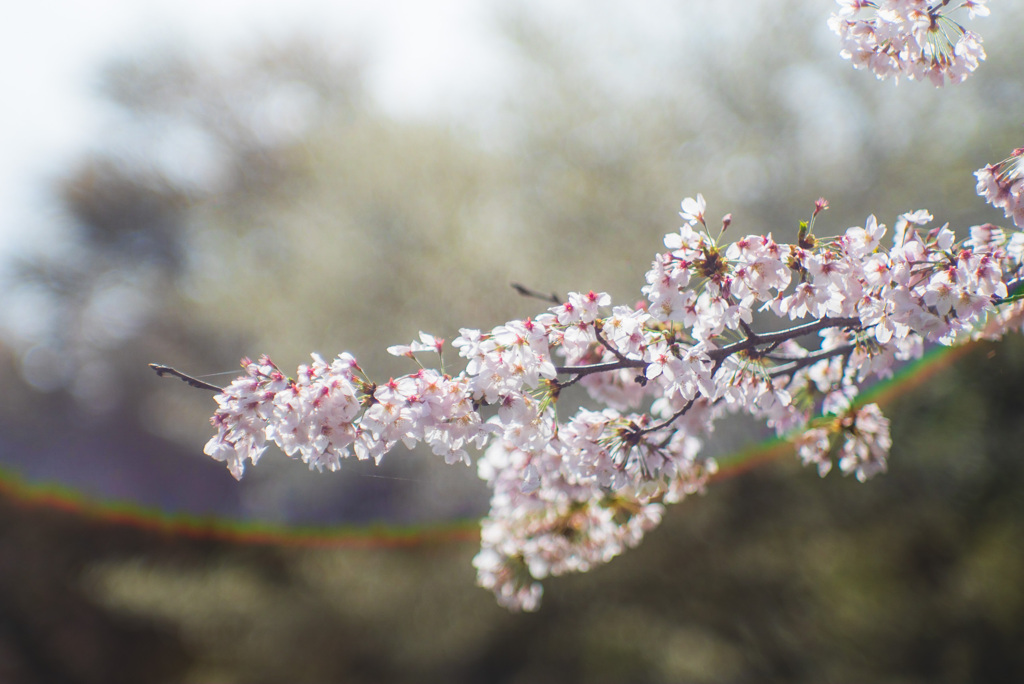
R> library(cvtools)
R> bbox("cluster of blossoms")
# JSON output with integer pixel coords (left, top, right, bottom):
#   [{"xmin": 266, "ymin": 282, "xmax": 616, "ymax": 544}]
[
  {"xmin": 975, "ymin": 148, "xmax": 1024, "ymax": 230},
  {"xmin": 828, "ymin": 0, "xmax": 989, "ymax": 85},
  {"xmin": 201, "ymin": 169, "xmax": 1024, "ymax": 609},
  {"xmin": 206, "ymin": 344, "xmax": 490, "ymax": 479}
]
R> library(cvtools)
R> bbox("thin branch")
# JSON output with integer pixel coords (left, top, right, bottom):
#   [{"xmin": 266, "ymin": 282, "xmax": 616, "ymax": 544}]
[
  {"xmin": 551, "ymin": 375, "xmax": 584, "ymax": 392},
  {"xmin": 149, "ymin": 364, "xmax": 224, "ymax": 393},
  {"xmin": 767, "ymin": 343, "xmax": 857, "ymax": 378},
  {"xmin": 994, "ymin": 275, "xmax": 1024, "ymax": 305},
  {"xmin": 553, "ymin": 317, "xmax": 863, "ymax": 381},
  {"xmin": 708, "ymin": 316, "xmax": 861, "ymax": 362},
  {"xmin": 510, "ymin": 282, "xmax": 562, "ymax": 305},
  {"xmin": 554, "ymin": 358, "xmax": 647, "ymax": 378},
  {"xmin": 593, "ymin": 323, "xmax": 634, "ymax": 366},
  {"xmin": 640, "ymin": 357, "xmax": 725, "ymax": 440},
  {"xmin": 641, "ymin": 396, "xmax": 697, "ymax": 439}
]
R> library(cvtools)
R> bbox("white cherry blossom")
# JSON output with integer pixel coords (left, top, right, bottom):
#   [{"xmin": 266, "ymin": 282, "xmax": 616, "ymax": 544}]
[{"xmin": 829, "ymin": 0, "xmax": 988, "ymax": 86}]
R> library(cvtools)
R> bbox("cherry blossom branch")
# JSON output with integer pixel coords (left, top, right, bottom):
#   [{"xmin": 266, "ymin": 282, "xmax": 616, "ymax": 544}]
[
  {"xmin": 171, "ymin": 171, "xmax": 1024, "ymax": 613},
  {"xmin": 148, "ymin": 0, "xmax": 1024, "ymax": 613}
]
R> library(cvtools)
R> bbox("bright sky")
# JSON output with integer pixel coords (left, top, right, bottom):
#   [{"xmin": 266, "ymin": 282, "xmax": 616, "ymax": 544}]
[
  {"xmin": 0, "ymin": 0, "xmax": 509, "ymax": 258},
  {"xmin": 0, "ymin": 0, "xmax": 764, "ymax": 263}
]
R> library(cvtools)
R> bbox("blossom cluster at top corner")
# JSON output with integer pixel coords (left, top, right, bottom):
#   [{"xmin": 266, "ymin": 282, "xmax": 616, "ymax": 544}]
[
  {"xmin": 828, "ymin": 0, "xmax": 989, "ymax": 86},
  {"xmin": 976, "ymin": 147, "xmax": 1024, "ymax": 231}
]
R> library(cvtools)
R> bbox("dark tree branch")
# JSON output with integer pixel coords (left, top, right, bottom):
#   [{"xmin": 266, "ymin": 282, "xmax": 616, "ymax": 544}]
[
  {"xmin": 708, "ymin": 316, "xmax": 861, "ymax": 362},
  {"xmin": 554, "ymin": 317, "xmax": 862, "ymax": 380},
  {"xmin": 554, "ymin": 358, "xmax": 647, "ymax": 378}
]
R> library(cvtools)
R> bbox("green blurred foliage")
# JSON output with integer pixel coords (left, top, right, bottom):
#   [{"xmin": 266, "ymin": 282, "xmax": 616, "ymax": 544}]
[
  {"xmin": 1, "ymin": 1, "xmax": 1024, "ymax": 681},
  {"xmin": 4, "ymin": 337, "xmax": 1023, "ymax": 683}
]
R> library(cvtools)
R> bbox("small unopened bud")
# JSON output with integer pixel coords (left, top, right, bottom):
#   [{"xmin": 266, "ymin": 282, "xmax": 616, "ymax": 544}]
[{"xmin": 721, "ymin": 213, "xmax": 732, "ymax": 232}]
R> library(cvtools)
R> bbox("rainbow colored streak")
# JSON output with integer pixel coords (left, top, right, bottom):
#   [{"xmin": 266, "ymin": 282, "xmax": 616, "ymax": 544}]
[
  {"xmin": 0, "ymin": 340, "xmax": 979, "ymax": 548},
  {"xmin": 712, "ymin": 339, "xmax": 979, "ymax": 479},
  {"xmin": 0, "ymin": 469, "xmax": 480, "ymax": 548}
]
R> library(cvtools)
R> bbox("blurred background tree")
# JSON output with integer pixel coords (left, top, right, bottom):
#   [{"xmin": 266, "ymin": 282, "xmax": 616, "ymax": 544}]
[{"xmin": 1, "ymin": 1, "xmax": 1023, "ymax": 681}]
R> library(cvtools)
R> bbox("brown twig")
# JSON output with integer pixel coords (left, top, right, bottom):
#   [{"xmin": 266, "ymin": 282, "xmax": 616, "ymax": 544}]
[
  {"xmin": 510, "ymin": 282, "xmax": 562, "ymax": 305},
  {"xmin": 149, "ymin": 364, "xmax": 224, "ymax": 393}
]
